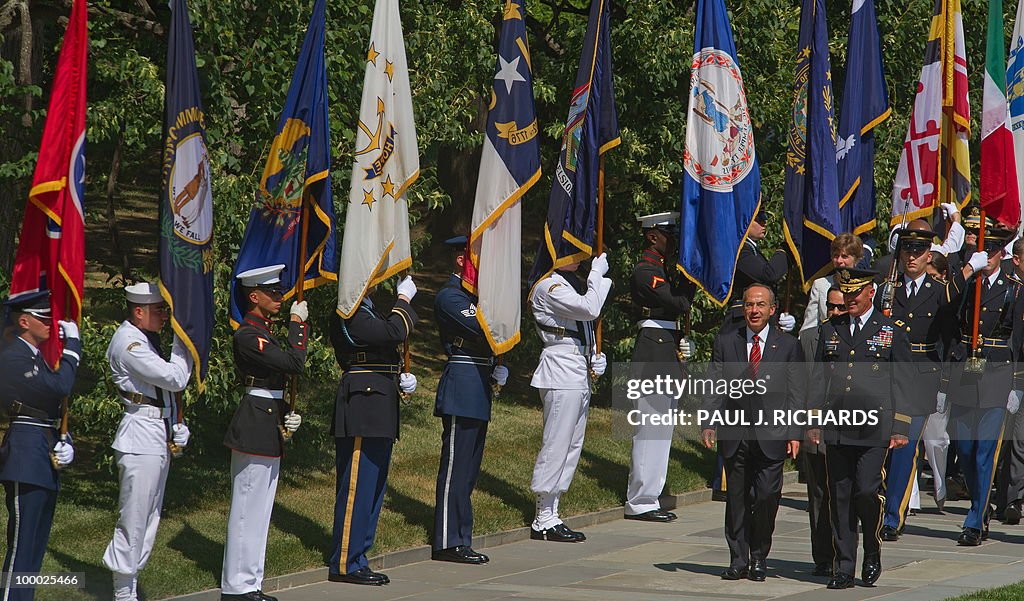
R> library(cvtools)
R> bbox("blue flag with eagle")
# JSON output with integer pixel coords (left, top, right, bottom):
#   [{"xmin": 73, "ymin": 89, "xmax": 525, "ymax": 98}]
[
  {"xmin": 527, "ymin": 0, "xmax": 619, "ymax": 297},
  {"xmin": 230, "ymin": 0, "xmax": 336, "ymax": 326}
]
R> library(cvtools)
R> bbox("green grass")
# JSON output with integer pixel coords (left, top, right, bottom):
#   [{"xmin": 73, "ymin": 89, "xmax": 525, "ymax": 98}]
[
  {"xmin": 945, "ymin": 582, "xmax": 1024, "ymax": 600},
  {"xmin": 5, "ymin": 361, "xmax": 715, "ymax": 601}
]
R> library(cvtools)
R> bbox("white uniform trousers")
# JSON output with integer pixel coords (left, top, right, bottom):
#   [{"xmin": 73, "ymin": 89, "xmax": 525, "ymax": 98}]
[
  {"xmin": 102, "ymin": 451, "xmax": 170, "ymax": 601},
  {"xmin": 625, "ymin": 393, "xmax": 676, "ymax": 515},
  {"xmin": 531, "ymin": 388, "xmax": 590, "ymax": 530},
  {"xmin": 923, "ymin": 407, "xmax": 951, "ymax": 501},
  {"xmin": 221, "ymin": 452, "xmax": 280, "ymax": 595}
]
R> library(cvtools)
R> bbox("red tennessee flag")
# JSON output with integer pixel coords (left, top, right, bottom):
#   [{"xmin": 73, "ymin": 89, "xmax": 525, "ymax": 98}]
[{"xmin": 10, "ymin": 0, "xmax": 87, "ymax": 366}]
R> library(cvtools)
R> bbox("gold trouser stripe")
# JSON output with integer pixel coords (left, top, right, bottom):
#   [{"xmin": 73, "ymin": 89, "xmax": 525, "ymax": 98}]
[
  {"xmin": 896, "ymin": 428, "xmax": 923, "ymax": 531},
  {"xmin": 875, "ymin": 449, "xmax": 889, "ymax": 551},
  {"xmin": 720, "ymin": 463, "xmax": 727, "ymax": 492},
  {"xmin": 338, "ymin": 436, "xmax": 363, "ymax": 574},
  {"xmin": 981, "ymin": 421, "xmax": 1007, "ymax": 521},
  {"xmin": 823, "ymin": 449, "xmax": 839, "ymax": 575}
]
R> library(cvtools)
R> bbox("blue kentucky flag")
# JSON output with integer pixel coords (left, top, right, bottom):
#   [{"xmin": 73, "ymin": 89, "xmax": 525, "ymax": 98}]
[
  {"xmin": 230, "ymin": 0, "xmax": 336, "ymax": 325},
  {"xmin": 527, "ymin": 0, "xmax": 619, "ymax": 295},
  {"xmin": 837, "ymin": 0, "xmax": 889, "ymax": 239},
  {"xmin": 159, "ymin": 0, "xmax": 214, "ymax": 387},
  {"xmin": 678, "ymin": 0, "xmax": 761, "ymax": 305},
  {"xmin": 782, "ymin": 0, "xmax": 840, "ymax": 290}
]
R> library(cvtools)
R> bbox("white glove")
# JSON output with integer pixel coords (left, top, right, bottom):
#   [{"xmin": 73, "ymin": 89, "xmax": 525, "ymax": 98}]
[
  {"xmin": 941, "ymin": 202, "xmax": 960, "ymax": 220},
  {"xmin": 289, "ymin": 300, "xmax": 308, "ymax": 322},
  {"xmin": 283, "ymin": 411, "xmax": 302, "ymax": 433},
  {"xmin": 967, "ymin": 251, "xmax": 989, "ymax": 273},
  {"xmin": 591, "ymin": 353, "xmax": 607, "ymax": 376},
  {"xmin": 678, "ymin": 337, "xmax": 694, "ymax": 360},
  {"xmin": 778, "ymin": 312, "xmax": 796, "ymax": 332},
  {"xmin": 53, "ymin": 440, "xmax": 74, "ymax": 466},
  {"xmin": 58, "ymin": 320, "xmax": 79, "ymax": 340},
  {"xmin": 492, "ymin": 365, "xmax": 509, "ymax": 386},
  {"xmin": 397, "ymin": 276, "xmax": 417, "ymax": 301},
  {"xmin": 936, "ymin": 391, "xmax": 948, "ymax": 414},
  {"xmin": 399, "ymin": 372, "xmax": 417, "ymax": 393},
  {"xmin": 171, "ymin": 423, "xmax": 191, "ymax": 447},
  {"xmin": 1009, "ymin": 390, "xmax": 1022, "ymax": 415},
  {"xmin": 590, "ymin": 253, "xmax": 610, "ymax": 277}
]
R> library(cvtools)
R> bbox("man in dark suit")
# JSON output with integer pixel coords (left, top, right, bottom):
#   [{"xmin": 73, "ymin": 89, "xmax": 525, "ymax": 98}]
[
  {"xmin": 722, "ymin": 208, "xmax": 795, "ymax": 336},
  {"xmin": 701, "ymin": 283, "xmax": 804, "ymax": 582},
  {"xmin": 808, "ymin": 267, "xmax": 911, "ymax": 589},
  {"xmin": 0, "ymin": 291, "xmax": 81, "ymax": 601},
  {"xmin": 327, "ymin": 275, "xmax": 418, "ymax": 585}
]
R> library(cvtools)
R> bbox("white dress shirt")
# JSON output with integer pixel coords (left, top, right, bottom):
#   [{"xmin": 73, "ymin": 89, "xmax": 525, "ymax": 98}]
[
  {"xmin": 746, "ymin": 323, "xmax": 769, "ymax": 360},
  {"xmin": 850, "ymin": 305, "xmax": 875, "ymax": 336}
]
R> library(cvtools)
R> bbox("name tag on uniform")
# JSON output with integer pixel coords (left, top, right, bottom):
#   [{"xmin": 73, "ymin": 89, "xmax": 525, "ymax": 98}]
[{"xmin": 825, "ymin": 332, "xmax": 839, "ymax": 356}]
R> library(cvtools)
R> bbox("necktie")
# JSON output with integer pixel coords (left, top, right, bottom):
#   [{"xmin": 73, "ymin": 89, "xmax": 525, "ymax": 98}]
[
  {"xmin": 749, "ymin": 334, "xmax": 761, "ymax": 379},
  {"xmin": 909, "ymin": 281, "xmax": 917, "ymax": 297}
]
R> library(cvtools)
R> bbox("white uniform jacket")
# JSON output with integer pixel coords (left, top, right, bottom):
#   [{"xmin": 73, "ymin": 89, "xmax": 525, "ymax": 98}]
[{"xmin": 530, "ymin": 271, "xmax": 610, "ymax": 390}]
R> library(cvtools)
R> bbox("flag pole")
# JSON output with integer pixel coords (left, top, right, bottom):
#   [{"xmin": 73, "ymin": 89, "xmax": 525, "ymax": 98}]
[
  {"xmin": 595, "ymin": 155, "xmax": 606, "ymax": 355},
  {"xmin": 51, "ymin": 292, "xmax": 72, "ymax": 470},
  {"xmin": 283, "ymin": 192, "xmax": 311, "ymax": 440},
  {"xmin": 968, "ymin": 209, "xmax": 987, "ymax": 373}
]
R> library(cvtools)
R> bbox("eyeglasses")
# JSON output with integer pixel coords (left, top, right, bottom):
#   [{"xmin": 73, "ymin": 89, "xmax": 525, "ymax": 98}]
[{"xmin": 826, "ymin": 302, "xmax": 846, "ymax": 311}]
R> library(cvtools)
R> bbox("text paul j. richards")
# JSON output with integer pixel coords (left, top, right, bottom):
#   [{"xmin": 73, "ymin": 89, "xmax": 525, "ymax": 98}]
[{"xmin": 625, "ymin": 409, "xmax": 882, "ymax": 428}]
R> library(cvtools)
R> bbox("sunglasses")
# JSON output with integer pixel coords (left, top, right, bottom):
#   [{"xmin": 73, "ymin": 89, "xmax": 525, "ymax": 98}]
[{"xmin": 826, "ymin": 302, "xmax": 846, "ymax": 311}]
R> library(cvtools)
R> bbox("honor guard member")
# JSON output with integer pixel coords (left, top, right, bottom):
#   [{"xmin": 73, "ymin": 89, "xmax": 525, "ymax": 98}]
[
  {"xmin": 624, "ymin": 212, "xmax": 695, "ymax": 522},
  {"xmin": 807, "ymin": 267, "xmax": 912, "ymax": 589},
  {"xmin": 221, "ymin": 265, "xmax": 308, "ymax": 601},
  {"xmin": 327, "ymin": 275, "xmax": 418, "ymax": 586},
  {"xmin": 103, "ymin": 283, "xmax": 193, "ymax": 601},
  {"xmin": 938, "ymin": 228, "xmax": 1024, "ymax": 546},
  {"xmin": 0, "ymin": 291, "xmax": 81, "ymax": 601},
  {"xmin": 723, "ymin": 207, "xmax": 796, "ymax": 335},
  {"xmin": 997, "ymin": 237, "xmax": 1024, "ymax": 524},
  {"xmin": 877, "ymin": 225, "xmax": 955, "ymax": 540},
  {"xmin": 431, "ymin": 236, "xmax": 506, "ymax": 564},
  {"xmin": 528, "ymin": 254, "xmax": 612, "ymax": 542}
]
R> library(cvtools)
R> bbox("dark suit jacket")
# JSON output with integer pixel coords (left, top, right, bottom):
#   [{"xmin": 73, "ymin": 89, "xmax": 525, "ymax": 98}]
[
  {"xmin": 704, "ymin": 325, "xmax": 806, "ymax": 460},
  {"xmin": 722, "ymin": 241, "xmax": 788, "ymax": 334}
]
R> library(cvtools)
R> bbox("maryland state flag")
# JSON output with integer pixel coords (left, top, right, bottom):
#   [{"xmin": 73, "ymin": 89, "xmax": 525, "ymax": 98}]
[
  {"xmin": 463, "ymin": 0, "xmax": 541, "ymax": 354},
  {"xmin": 892, "ymin": 0, "xmax": 970, "ymax": 225},
  {"xmin": 678, "ymin": 0, "xmax": 759, "ymax": 305},
  {"xmin": 337, "ymin": 0, "xmax": 419, "ymax": 317},
  {"xmin": 836, "ymin": 0, "xmax": 890, "ymax": 237},
  {"xmin": 10, "ymin": 0, "xmax": 87, "ymax": 366},
  {"xmin": 980, "ymin": 0, "xmax": 1020, "ymax": 228},
  {"xmin": 159, "ymin": 0, "xmax": 214, "ymax": 387},
  {"xmin": 230, "ymin": 0, "xmax": 337, "ymax": 325},
  {"xmin": 527, "ymin": 0, "xmax": 619, "ymax": 297},
  {"xmin": 783, "ymin": 0, "xmax": 840, "ymax": 290}
]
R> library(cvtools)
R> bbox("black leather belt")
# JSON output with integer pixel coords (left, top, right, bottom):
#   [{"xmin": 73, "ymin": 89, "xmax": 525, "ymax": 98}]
[
  {"xmin": 346, "ymin": 363, "xmax": 400, "ymax": 375},
  {"xmin": 6, "ymin": 400, "xmax": 54, "ymax": 421},
  {"xmin": 445, "ymin": 335, "xmax": 491, "ymax": 356},
  {"xmin": 242, "ymin": 375, "xmax": 269, "ymax": 387},
  {"xmin": 537, "ymin": 323, "xmax": 585, "ymax": 342},
  {"xmin": 117, "ymin": 389, "xmax": 162, "ymax": 407}
]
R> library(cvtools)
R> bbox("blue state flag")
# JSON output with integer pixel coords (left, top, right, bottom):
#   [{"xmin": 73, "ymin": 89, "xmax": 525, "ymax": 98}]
[
  {"xmin": 783, "ymin": 0, "xmax": 840, "ymax": 290},
  {"xmin": 837, "ymin": 0, "xmax": 889, "ymax": 239},
  {"xmin": 159, "ymin": 0, "xmax": 213, "ymax": 387},
  {"xmin": 527, "ymin": 0, "xmax": 619, "ymax": 295},
  {"xmin": 678, "ymin": 0, "xmax": 761, "ymax": 305},
  {"xmin": 230, "ymin": 0, "xmax": 337, "ymax": 325}
]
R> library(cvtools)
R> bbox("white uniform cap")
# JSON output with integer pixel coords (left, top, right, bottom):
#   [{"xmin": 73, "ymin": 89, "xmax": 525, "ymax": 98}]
[
  {"xmin": 638, "ymin": 212, "xmax": 679, "ymax": 229},
  {"xmin": 236, "ymin": 264, "xmax": 286, "ymax": 288},
  {"xmin": 125, "ymin": 282, "xmax": 164, "ymax": 305}
]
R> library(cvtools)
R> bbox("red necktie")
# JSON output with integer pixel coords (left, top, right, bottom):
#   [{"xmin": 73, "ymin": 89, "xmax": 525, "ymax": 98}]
[{"xmin": 750, "ymin": 334, "xmax": 761, "ymax": 379}]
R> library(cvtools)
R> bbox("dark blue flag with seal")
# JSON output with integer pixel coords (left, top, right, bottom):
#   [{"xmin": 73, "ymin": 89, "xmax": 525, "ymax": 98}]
[
  {"xmin": 836, "ymin": 0, "xmax": 889, "ymax": 239},
  {"xmin": 159, "ymin": 0, "xmax": 213, "ymax": 388},
  {"xmin": 782, "ymin": 0, "xmax": 840, "ymax": 291},
  {"xmin": 527, "ymin": 0, "xmax": 619, "ymax": 297},
  {"xmin": 678, "ymin": 0, "xmax": 761, "ymax": 305},
  {"xmin": 230, "ymin": 0, "xmax": 336, "ymax": 326}
]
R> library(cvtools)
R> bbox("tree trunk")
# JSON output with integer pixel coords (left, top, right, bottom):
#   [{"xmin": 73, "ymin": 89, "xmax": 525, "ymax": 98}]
[{"xmin": 106, "ymin": 115, "xmax": 131, "ymax": 280}]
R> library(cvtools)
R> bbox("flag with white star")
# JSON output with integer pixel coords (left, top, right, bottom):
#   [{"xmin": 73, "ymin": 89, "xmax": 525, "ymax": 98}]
[
  {"xmin": 338, "ymin": 0, "xmax": 420, "ymax": 317},
  {"xmin": 463, "ymin": 0, "xmax": 542, "ymax": 354}
]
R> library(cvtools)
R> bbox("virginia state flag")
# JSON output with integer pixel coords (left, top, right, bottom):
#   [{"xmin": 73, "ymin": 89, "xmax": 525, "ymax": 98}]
[
  {"xmin": 527, "ymin": 0, "xmax": 619, "ymax": 297},
  {"xmin": 337, "ymin": 0, "xmax": 419, "ymax": 317},
  {"xmin": 678, "ymin": 0, "xmax": 759, "ymax": 305},
  {"xmin": 159, "ymin": 0, "xmax": 214, "ymax": 387},
  {"xmin": 10, "ymin": 0, "xmax": 87, "ymax": 366},
  {"xmin": 230, "ymin": 0, "xmax": 337, "ymax": 325},
  {"xmin": 836, "ymin": 0, "xmax": 890, "ymax": 237},
  {"xmin": 783, "ymin": 0, "xmax": 840, "ymax": 290},
  {"xmin": 892, "ymin": 0, "xmax": 971, "ymax": 225},
  {"xmin": 464, "ymin": 0, "xmax": 541, "ymax": 353},
  {"xmin": 981, "ymin": 0, "xmax": 1020, "ymax": 228}
]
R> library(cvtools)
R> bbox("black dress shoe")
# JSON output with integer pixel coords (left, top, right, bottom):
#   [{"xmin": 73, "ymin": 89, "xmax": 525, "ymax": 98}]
[
  {"xmin": 221, "ymin": 592, "xmax": 278, "ymax": 601},
  {"xmin": 530, "ymin": 523, "xmax": 585, "ymax": 542},
  {"xmin": 624, "ymin": 509, "xmax": 677, "ymax": 522},
  {"xmin": 328, "ymin": 567, "xmax": 389, "ymax": 585},
  {"xmin": 749, "ymin": 559, "xmax": 767, "ymax": 581},
  {"xmin": 711, "ymin": 490, "xmax": 727, "ymax": 502},
  {"xmin": 861, "ymin": 553, "xmax": 881, "ymax": 586},
  {"xmin": 957, "ymin": 527, "xmax": 982, "ymax": 546},
  {"xmin": 880, "ymin": 525, "xmax": 900, "ymax": 541},
  {"xmin": 257, "ymin": 592, "xmax": 278, "ymax": 601},
  {"xmin": 720, "ymin": 566, "xmax": 749, "ymax": 580},
  {"xmin": 432, "ymin": 545, "xmax": 489, "ymax": 564},
  {"xmin": 812, "ymin": 563, "xmax": 832, "ymax": 577},
  {"xmin": 827, "ymin": 572, "xmax": 855, "ymax": 589},
  {"xmin": 1005, "ymin": 501, "xmax": 1022, "ymax": 525}
]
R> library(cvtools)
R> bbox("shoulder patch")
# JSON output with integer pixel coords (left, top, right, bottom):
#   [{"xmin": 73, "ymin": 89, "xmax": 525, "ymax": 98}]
[
  {"xmin": 651, "ymin": 275, "xmax": 665, "ymax": 288},
  {"xmin": 548, "ymin": 283, "xmax": 562, "ymax": 293},
  {"xmin": 460, "ymin": 304, "xmax": 478, "ymax": 318},
  {"xmin": 256, "ymin": 337, "xmax": 268, "ymax": 352},
  {"xmin": 126, "ymin": 342, "xmax": 142, "ymax": 352}
]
